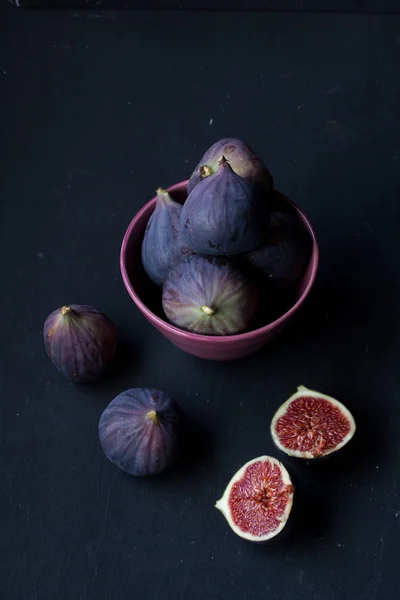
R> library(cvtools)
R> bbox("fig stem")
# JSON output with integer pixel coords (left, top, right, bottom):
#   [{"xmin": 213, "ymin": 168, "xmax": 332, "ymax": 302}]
[
  {"xmin": 146, "ymin": 410, "xmax": 160, "ymax": 426},
  {"xmin": 201, "ymin": 305, "xmax": 215, "ymax": 316},
  {"xmin": 61, "ymin": 305, "xmax": 73, "ymax": 316},
  {"xmin": 217, "ymin": 155, "xmax": 228, "ymax": 167},
  {"xmin": 200, "ymin": 165, "xmax": 212, "ymax": 178}
]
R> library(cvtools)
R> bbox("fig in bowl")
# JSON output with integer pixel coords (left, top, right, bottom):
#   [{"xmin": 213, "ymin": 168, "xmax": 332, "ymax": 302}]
[
  {"xmin": 245, "ymin": 210, "xmax": 312, "ymax": 288},
  {"xmin": 181, "ymin": 158, "xmax": 271, "ymax": 256},
  {"xmin": 162, "ymin": 254, "xmax": 259, "ymax": 336},
  {"xmin": 141, "ymin": 187, "xmax": 192, "ymax": 287},
  {"xmin": 187, "ymin": 137, "xmax": 273, "ymax": 194}
]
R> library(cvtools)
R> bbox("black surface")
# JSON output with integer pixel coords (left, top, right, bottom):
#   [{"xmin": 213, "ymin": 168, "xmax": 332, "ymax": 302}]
[
  {"xmin": 1, "ymin": 4, "xmax": 400, "ymax": 600},
  {"xmin": 7, "ymin": 0, "xmax": 400, "ymax": 12}
]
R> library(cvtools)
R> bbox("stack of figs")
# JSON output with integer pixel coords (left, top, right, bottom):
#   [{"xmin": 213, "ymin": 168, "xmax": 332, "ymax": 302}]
[{"xmin": 142, "ymin": 138, "xmax": 312, "ymax": 336}]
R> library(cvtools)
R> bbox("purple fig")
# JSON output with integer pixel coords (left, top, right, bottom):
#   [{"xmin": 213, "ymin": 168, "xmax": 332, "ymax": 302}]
[
  {"xmin": 162, "ymin": 254, "xmax": 259, "ymax": 335},
  {"xmin": 98, "ymin": 388, "xmax": 183, "ymax": 476},
  {"xmin": 181, "ymin": 158, "xmax": 270, "ymax": 256},
  {"xmin": 246, "ymin": 211, "xmax": 312, "ymax": 286},
  {"xmin": 43, "ymin": 304, "xmax": 117, "ymax": 383},
  {"xmin": 141, "ymin": 187, "xmax": 192, "ymax": 286},
  {"xmin": 188, "ymin": 137, "xmax": 273, "ymax": 194}
]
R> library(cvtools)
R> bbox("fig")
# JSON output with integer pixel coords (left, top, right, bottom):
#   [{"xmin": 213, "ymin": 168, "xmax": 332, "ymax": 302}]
[
  {"xmin": 98, "ymin": 388, "xmax": 183, "ymax": 476},
  {"xmin": 43, "ymin": 304, "xmax": 117, "ymax": 383},
  {"xmin": 181, "ymin": 158, "xmax": 270, "ymax": 256},
  {"xmin": 246, "ymin": 211, "xmax": 312, "ymax": 286},
  {"xmin": 271, "ymin": 385, "xmax": 356, "ymax": 459},
  {"xmin": 141, "ymin": 187, "xmax": 192, "ymax": 286},
  {"xmin": 162, "ymin": 254, "xmax": 259, "ymax": 335},
  {"xmin": 215, "ymin": 456, "xmax": 294, "ymax": 542},
  {"xmin": 188, "ymin": 137, "xmax": 273, "ymax": 194}
]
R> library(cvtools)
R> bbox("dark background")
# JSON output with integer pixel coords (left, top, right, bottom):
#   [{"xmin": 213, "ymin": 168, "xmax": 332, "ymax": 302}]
[
  {"xmin": 7, "ymin": 1, "xmax": 400, "ymax": 12},
  {"xmin": 1, "ymin": 3, "xmax": 400, "ymax": 599}
]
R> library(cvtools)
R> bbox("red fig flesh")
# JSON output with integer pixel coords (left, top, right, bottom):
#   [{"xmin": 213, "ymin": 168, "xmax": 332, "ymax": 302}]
[
  {"xmin": 271, "ymin": 386, "xmax": 356, "ymax": 459},
  {"xmin": 215, "ymin": 456, "xmax": 294, "ymax": 542}
]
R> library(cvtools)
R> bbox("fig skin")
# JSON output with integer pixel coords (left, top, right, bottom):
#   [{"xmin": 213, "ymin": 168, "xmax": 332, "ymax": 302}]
[
  {"xmin": 162, "ymin": 254, "xmax": 259, "ymax": 336},
  {"xmin": 181, "ymin": 158, "xmax": 270, "ymax": 256},
  {"xmin": 245, "ymin": 211, "xmax": 312, "ymax": 287},
  {"xmin": 43, "ymin": 304, "xmax": 117, "ymax": 383},
  {"xmin": 270, "ymin": 385, "xmax": 356, "ymax": 460},
  {"xmin": 141, "ymin": 187, "xmax": 193, "ymax": 286},
  {"xmin": 98, "ymin": 388, "xmax": 184, "ymax": 476},
  {"xmin": 188, "ymin": 137, "xmax": 273, "ymax": 194},
  {"xmin": 215, "ymin": 456, "xmax": 294, "ymax": 542}
]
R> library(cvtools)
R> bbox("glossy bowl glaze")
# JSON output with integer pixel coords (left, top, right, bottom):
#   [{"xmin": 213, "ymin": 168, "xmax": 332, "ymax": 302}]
[{"xmin": 120, "ymin": 180, "xmax": 319, "ymax": 361}]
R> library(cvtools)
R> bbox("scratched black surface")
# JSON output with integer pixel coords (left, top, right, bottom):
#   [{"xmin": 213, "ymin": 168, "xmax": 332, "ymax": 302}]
[
  {"xmin": 6, "ymin": 0, "xmax": 400, "ymax": 12},
  {"xmin": 1, "ymin": 4, "xmax": 400, "ymax": 600}
]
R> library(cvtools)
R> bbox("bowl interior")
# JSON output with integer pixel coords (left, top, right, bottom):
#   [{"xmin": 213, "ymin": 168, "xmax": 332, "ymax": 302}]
[{"xmin": 122, "ymin": 183, "xmax": 318, "ymax": 338}]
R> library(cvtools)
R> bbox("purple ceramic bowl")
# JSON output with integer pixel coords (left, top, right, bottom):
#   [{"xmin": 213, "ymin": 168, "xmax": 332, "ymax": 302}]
[{"xmin": 120, "ymin": 180, "xmax": 319, "ymax": 361}]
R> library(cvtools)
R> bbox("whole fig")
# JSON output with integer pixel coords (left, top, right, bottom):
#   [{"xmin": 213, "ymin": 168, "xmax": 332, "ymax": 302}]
[
  {"xmin": 181, "ymin": 158, "xmax": 270, "ymax": 256},
  {"xmin": 162, "ymin": 254, "xmax": 259, "ymax": 335},
  {"xmin": 188, "ymin": 137, "xmax": 273, "ymax": 194},
  {"xmin": 98, "ymin": 388, "xmax": 183, "ymax": 476},
  {"xmin": 246, "ymin": 211, "xmax": 312, "ymax": 286},
  {"xmin": 43, "ymin": 304, "xmax": 117, "ymax": 382},
  {"xmin": 141, "ymin": 187, "xmax": 192, "ymax": 286}
]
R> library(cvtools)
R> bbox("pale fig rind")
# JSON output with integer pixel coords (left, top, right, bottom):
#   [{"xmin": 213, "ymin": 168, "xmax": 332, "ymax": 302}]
[
  {"xmin": 246, "ymin": 211, "xmax": 312, "ymax": 285},
  {"xmin": 188, "ymin": 137, "xmax": 273, "ymax": 194},
  {"xmin": 215, "ymin": 456, "xmax": 294, "ymax": 542},
  {"xmin": 162, "ymin": 254, "xmax": 259, "ymax": 335},
  {"xmin": 141, "ymin": 187, "xmax": 193, "ymax": 286},
  {"xmin": 270, "ymin": 385, "xmax": 356, "ymax": 459},
  {"xmin": 181, "ymin": 159, "xmax": 270, "ymax": 256},
  {"xmin": 43, "ymin": 304, "xmax": 117, "ymax": 383},
  {"xmin": 98, "ymin": 388, "xmax": 183, "ymax": 476}
]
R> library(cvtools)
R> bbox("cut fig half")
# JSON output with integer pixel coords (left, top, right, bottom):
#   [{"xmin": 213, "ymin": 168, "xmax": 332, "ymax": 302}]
[
  {"xmin": 271, "ymin": 385, "xmax": 356, "ymax": 460},
  {"xmin": 215, "ymin": 456, "xmax": 294, "ymax": 542}
]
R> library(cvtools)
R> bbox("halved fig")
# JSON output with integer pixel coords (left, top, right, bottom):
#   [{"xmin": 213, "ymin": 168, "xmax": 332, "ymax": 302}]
[
  {"xmin": 215, "ymin": 456, "xmax": 294, "ymax": 542},
  {"xmin": 271, "ymin": 385, "xmax": 356, "ymax": 459}
]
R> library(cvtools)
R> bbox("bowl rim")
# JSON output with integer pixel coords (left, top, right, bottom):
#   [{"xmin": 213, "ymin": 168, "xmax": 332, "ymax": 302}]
[{"xmin": 120, "ymin": 179, "xmax": 319, "ymax": 344}]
